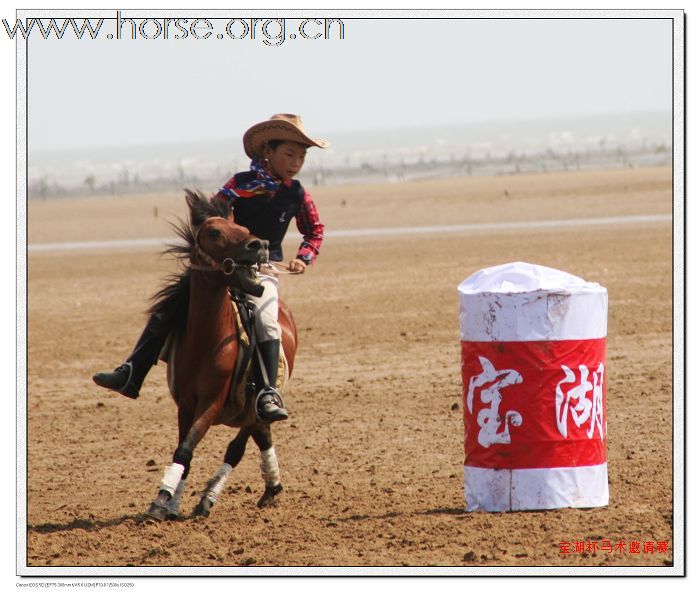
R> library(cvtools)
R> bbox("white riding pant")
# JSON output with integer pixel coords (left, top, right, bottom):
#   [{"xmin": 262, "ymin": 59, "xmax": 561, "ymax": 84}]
[{"xmin": 247, "ymin": 274, "xmax": 280, "ymax": 342}]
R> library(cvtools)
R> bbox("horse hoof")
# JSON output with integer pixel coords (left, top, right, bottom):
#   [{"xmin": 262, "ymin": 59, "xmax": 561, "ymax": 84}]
[
  {"xmin": 257, "ymin": 484, "xmax": 283, "ymax": 508},
  {"xmin": 145, "ymin": 502, "xmax": 169, "ymax": 522},
  {"xmin": 192, "ymin": 498, "xmax": 213, "ymax": 518}
]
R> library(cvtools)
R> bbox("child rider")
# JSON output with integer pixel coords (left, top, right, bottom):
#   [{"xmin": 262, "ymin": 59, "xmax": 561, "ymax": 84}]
[{"xmin": 92, "ymin": 114, "xmax": 328, "ymax": 423}]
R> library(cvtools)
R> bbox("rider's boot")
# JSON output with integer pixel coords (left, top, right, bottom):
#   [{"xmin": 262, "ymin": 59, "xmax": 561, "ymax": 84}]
[
  {"xmin": 92, "ymin": 314, "xmax": 165, "ymax": 399},
  {"xmin": 255, "ymin": 339, "xmax": 288, "ymax": 423}
]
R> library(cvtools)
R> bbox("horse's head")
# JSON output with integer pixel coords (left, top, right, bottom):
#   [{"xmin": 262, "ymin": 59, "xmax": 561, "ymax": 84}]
[
  {"xmin": 193, "ymin": 216, "xmax": 268, "ymax": 296},
  {"xmin": 183, "ymin": 190, "xmax": 268, "ymax": 297}
]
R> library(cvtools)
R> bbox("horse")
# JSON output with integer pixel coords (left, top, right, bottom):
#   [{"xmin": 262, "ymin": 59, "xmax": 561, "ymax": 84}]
[{"xmin": 144, "ymin": 189, "xmax": 298, "ymax": 521}]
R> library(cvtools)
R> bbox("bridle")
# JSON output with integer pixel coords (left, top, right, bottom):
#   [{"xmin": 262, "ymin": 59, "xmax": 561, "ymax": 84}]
[
  {"xmin": 189, "ymin": 222, "xmax": 303, "ymax": 277},
  {"xmin": 190, "ymin": 225, "xmax": 257, "ymax": 276}
]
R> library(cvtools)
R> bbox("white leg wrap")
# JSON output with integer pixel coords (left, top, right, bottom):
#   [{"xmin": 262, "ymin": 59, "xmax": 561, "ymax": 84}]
[
  {"xmin": 260, "ymin": 447, "xmax": 280, "ymax": 487},
  {"xmin": 172, "ymin": 478, "xmax": 186, "ymax": 502},
  {"xmin": 166, "ymin": 479, "xmax": 186, "ymax": 516},
  {"xmin": 160, "ymin": 463, "xmax": 185, "ymax": 497},
  {"xmin": 205, "ymin": 463, "xmax": 233, "ymax": 504}
]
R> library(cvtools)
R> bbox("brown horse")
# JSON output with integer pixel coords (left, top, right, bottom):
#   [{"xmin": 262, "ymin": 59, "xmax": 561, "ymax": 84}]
[{"xmin": 145, "ymin": 190, "xmax": 297, "ymax": 521}]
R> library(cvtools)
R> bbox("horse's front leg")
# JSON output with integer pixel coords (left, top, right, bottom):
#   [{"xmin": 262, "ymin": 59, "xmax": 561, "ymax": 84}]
[
  {"xmin": 251, "ymin": 424, "xmax": 282, "ymax": 508},
  {"xmin": 146, "ymin": 395, "xmax": 224, "ymax": 521},
  {"xmin": 193, "ymin": 426, "xmax": 252, "ymax": 517}
]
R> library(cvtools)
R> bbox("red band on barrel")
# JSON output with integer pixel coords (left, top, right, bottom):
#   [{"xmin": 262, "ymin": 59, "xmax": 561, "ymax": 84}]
[{"xmin": 461, "ymin": 338, "xmax": 607, "ymax": 470}]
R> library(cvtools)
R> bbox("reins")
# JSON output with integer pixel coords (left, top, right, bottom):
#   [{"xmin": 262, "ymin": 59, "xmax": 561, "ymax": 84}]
[
  {"xmin": 259, "ymin": 262, "xmax": 303, "ymax": 276},
  {"xmin": 189, "ymin": 225, "xmax": 303, "ymax": 277}
]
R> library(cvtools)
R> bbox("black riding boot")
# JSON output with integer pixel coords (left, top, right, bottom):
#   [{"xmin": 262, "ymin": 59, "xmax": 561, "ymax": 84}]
[
  {"xmin": 92, "ymin": 313, "xmax": 166, "ymax": 399},
  {"xmin": 255, "ymin": 339, "xmax": 288, "ymax": 422}
]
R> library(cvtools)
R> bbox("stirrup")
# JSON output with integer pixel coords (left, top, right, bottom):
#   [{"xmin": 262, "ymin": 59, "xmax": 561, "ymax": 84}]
[{"xmin": 255, "ymin": 387, "xmax": 288, "ymax": 423}]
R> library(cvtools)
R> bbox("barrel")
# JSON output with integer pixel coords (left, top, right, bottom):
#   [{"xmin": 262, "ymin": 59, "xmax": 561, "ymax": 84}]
[{"xmin": 458, "ymin": 262, "xmax": 609, "ymax": 511}]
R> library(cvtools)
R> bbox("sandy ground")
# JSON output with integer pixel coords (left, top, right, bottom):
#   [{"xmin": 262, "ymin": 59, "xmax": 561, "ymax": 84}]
[{"xmin": 24, "ymin": 166, "xmax": 675, "ymax": 573}]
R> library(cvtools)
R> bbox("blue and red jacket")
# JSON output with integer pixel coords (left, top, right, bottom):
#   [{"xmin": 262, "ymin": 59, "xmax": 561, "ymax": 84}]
[{"xmin": 214, "ymin": 170, "xmax": 324, "ymax": 265}]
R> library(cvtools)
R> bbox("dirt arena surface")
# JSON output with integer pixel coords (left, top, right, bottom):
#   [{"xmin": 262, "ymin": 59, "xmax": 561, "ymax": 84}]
[{"xmin": 25, "ymin": 166, "xmax": 675, "ymax": 572}]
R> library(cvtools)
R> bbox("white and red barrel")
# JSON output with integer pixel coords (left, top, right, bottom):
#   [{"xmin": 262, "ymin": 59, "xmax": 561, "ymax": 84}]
[{"xmin": 458, "ymin": 262, "xmax": 609, "ymax": 511}]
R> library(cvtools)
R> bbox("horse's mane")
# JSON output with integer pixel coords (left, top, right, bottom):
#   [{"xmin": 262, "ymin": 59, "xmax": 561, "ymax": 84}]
[
  {"xmin": 146, "ymin": 189, "xmax": 232, "ymax": 335},
  {"xmin": 160, "ymin": 189, "xmax": 232, "ymax": 262}
]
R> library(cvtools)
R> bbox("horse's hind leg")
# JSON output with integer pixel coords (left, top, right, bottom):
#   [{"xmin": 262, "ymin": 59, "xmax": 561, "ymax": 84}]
[
  {"xmin": 193, "ymin": 427, "xmax": 251, "ymax": 517},
  {"xmin": 251, "ymin": 425, "xmax": 282, "ymax": 508}
]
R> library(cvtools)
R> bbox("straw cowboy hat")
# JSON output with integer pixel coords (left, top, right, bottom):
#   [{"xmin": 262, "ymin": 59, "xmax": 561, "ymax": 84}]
[{"xmin": 243, "ymin": 114, "xmax": 330, "ymax": 159}]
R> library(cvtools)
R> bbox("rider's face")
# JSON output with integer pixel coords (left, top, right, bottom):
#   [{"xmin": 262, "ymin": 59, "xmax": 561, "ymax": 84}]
[{"xmin": 263, "ymin": 142, "xmax": 308, "ymax": 180}]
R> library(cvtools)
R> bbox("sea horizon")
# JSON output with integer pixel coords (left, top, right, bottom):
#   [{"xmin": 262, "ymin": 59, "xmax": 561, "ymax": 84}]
[{"xmin": 27, "ymin": 110, "xmax": 671, "ymax": 199}]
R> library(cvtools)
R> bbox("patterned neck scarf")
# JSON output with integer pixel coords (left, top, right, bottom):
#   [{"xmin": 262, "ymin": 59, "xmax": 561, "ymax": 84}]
[{"xmin": 233, "ymin": 159, "xmax": 292, "ymax": 197}]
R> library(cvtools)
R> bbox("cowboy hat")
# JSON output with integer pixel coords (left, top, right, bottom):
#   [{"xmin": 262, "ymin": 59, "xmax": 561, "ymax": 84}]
[{"xmin": 243, "ymin": 114, "xmax": 330, "ymax": 159}]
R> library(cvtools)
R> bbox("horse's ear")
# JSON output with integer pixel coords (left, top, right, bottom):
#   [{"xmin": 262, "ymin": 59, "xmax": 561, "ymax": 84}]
[
  {"xmin": 208, "ymin": 194, "xmax": 234, "ymax": 222},
  {"xmin": 217, "ymin": 198, "xmax": 234, "ymax": 222},
  {"xmin": 185, "ymin": 189, "xmax": 197, "ymax": 211}
]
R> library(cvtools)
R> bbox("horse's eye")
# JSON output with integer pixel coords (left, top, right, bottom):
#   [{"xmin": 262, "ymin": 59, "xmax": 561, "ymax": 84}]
[{"xmin": 207, "ymin": 228, "xmax": 221, "ymax": 241}]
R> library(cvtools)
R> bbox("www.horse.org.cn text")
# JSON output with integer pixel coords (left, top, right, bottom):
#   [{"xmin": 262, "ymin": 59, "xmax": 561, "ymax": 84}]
[{"xmin": 2, "ymin": 12, "xmax": 346, "ymax": 46}]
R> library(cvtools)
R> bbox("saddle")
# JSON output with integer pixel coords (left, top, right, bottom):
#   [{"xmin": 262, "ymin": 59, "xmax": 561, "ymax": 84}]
[
  {"xmin": 228, "ymin": 290, "xmax": 289, "ymax": 403},
  {"xmin": 159, "ymin": 290, "xmax": 288, "ymax": 426}
]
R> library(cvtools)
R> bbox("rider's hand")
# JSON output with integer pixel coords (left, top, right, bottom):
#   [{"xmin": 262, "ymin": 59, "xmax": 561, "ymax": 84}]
[{"xmin": 288, "ymin": 258, "xmax": 307, "ymax": 274}]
